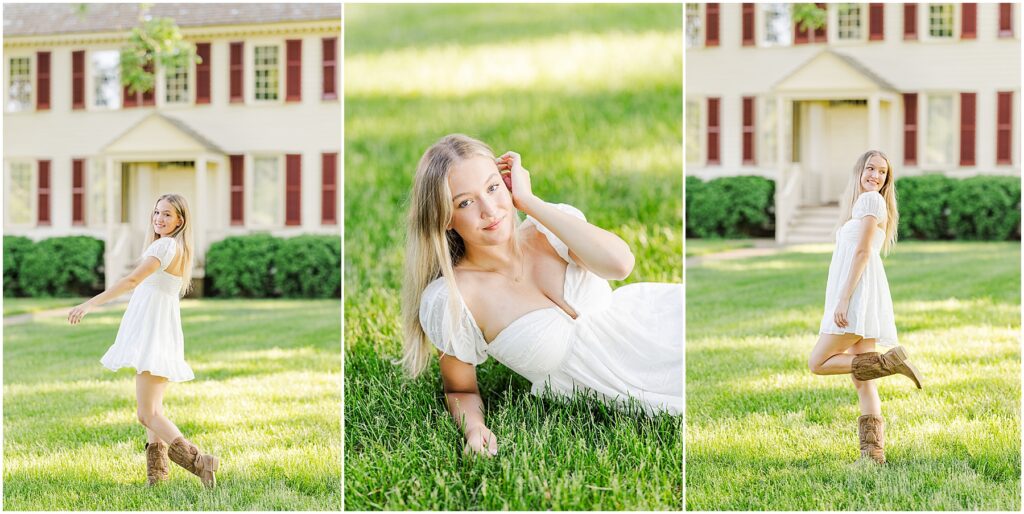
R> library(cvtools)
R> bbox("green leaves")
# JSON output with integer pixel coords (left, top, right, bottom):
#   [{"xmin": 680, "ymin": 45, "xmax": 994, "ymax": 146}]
[{"xmin": 119, "ymin": 11, "xmax": 199, "ymax": 96}]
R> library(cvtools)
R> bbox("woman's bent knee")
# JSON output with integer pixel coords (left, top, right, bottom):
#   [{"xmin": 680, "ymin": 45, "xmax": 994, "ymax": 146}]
[
  {"xmin": 808, "ymin": 358, "xmax": 824, "ymax": 375},
  {"xmin": 137, "ymin": 409, "xmax": 156, "ymax": 427}
]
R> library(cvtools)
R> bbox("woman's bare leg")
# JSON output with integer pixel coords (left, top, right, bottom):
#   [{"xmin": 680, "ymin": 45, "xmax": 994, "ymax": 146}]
[
  {"xmin": 849, "ymin": 338, "xmax": 882, "ymax": 415},
  {"xmin": 808, "ymin": 332, "xmax": 863, "ymax": 375},
  {"xmin": 136, "ymin": 372, "xmax": 184, "ymax": 443}
]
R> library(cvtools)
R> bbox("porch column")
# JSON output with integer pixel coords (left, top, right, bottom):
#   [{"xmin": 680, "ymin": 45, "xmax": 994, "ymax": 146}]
[
  {"xmin": 887, "ymin": 95, "xmax": 899, "ymax": 160},
  {"xmin": 104, "ymin": 157, "xmax": 117, "ymax": 290},
  {"xmin": 776, "ymin": 96, "xmax": 786, "ymax": 172},
  {"xmin": 195, "ymin": 156, "xmax": 208, "ymax": 259},
  {"xmin": 868, "ymin": 94, "xmax": 881, "ymax": 150}
]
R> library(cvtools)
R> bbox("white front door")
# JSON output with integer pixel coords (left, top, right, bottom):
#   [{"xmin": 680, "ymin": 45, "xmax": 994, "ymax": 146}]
[{"xmin": 822, "ymin": 102, "xmax": 868, "ymax": 204}]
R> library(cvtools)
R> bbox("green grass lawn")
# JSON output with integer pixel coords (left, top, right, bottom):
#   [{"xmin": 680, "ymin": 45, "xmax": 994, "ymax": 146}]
[
  {"xmin": 3, "ymin": 299, "xmax": 341, "ymax": 510},
  {"xmin": 685, "ymin": 239, "xmax": 757, "ymax": 258},
  {"xmin": 3, "ymin": 296, "xmax": 86, "ymax": 316},
  {"xmin": 686, "ymin": 242, "xmax": 1021, "ymax": 510},
  {"xmin": 345, "ymin": 3, "xmax": 682, "ymax": 510}
]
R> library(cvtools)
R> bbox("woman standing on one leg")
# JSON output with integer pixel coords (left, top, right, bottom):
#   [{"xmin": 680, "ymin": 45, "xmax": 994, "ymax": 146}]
[
  {"xmin": 808, "ymin": 150, "xmax": 923, "ymax": 464},
  {"xmin": 69, "ymin": 194, "xmax": 219, "ymax": 487}
]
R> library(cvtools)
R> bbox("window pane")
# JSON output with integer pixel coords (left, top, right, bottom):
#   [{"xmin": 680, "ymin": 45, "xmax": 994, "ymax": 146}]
[
  {"xmin": 837, "ymin": 3, "xmax": 863, "ymax": 40},
  {"xmin": 928, "ymin": 4, "xmax": 954, "ymax": 38},
  {"xmin": 92, "ymin": 51, "xmax": 121, "ymax": 109},
  {"xmin": 254, "ymin": 45, "xmax": 279, "ymax": 100},
  {"xmin": 685, "ymin": 4, "xmax": 702, "ymax": 48},
  {"xmin": 764, "ymin": 4, "xmax": 793, "ymax": 46},
  {"xmin": 7, "ymin": 57, "xmax": 32, "ymax": 112},
  {"xmin": 8, "ymin": 162, "xmax": 32, "ymax": 224},
  {"xmin": 165, "ymin": 64, "xmax": 189, "ymax": 103},
  {"xmin": 686, "ymin": 100, "xmax": 702, "ymax": 164},
  {"xmin": 252, "ymin": 157, "xmax": 281, "ymax": 226},
  {"xmin": 925, "ymin": 94, "xmax": 954, "ymax": 165}
]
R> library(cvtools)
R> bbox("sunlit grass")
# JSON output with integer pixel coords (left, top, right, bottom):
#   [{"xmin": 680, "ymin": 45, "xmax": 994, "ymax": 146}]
[
  {"xmin": 3, "ymin": 299, "xmax": 341, "ymax": 510},
  {"xmin": 345, "ymin": 3, "xmax": 682, "ymax": 510},
  {"xmin": 686, "ymin": 242, "xmax": 1021, "ymax": 510},
  {"xmin": 3, "ymin": 296, "xmax": 86, "ymax": 316}
]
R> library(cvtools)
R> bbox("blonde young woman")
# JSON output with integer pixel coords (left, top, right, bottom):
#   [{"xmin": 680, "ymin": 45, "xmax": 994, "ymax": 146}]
[
  {"xmin": 68, "ymin": 194, "xmax": 219, "ymax": 487},
  {"xmin": 402, "ymin": 134, "xmax": 682, "ymax": 457},
  {"xmin": 808, "ymin": 150, "xmax": 923, "ymax": 464}
]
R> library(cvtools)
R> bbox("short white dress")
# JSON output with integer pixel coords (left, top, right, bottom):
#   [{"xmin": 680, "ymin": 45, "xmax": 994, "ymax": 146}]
[
  {"xmin": 100, "ymin": 237, "xmax": 195, "ymax": 382},
  {"xmin": 420, "ymin": 203, "xmax": 683, "ymax": 416},
  {"xmin": 819, "ymin": 191, "xmax": 897, "ymax": 347}
]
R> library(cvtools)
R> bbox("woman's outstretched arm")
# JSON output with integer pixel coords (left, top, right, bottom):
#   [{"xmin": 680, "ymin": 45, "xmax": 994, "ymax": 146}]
[
  {"xmin": 498, "ymin": 151, "xmax": 635, "ymax": 280},
  {"xmin": 438, "ymin": 353, "xmax": 498, "ymax": 456},
  {"xmin": 833, "ymin": 214, "xmax": 880, "ymax": 329},
  {"xmin": 67, "ymin": 257, "xmax": 161, "ymax": 325}
]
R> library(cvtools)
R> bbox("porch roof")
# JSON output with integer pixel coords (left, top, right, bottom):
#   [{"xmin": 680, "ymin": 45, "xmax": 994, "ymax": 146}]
[
  {"xmin": 772, "ymin": 50, "xmax": 897, "ymax": 96},
  {"xmin": 101, "ymin": 112, "xmax": 225, "ymax": 156}
]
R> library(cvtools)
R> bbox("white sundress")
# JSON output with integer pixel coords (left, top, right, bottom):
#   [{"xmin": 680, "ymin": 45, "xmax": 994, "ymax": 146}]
[
  {"xmin": 100, "ymin": 237, "xmax": 195, "ymax": 382},
  {"xmin": 818, "ymin": 191, "xmax": 898, "ymax": 347},
  {"xmin": 420, "ymin": 203, "xmax": 683, "ymax": 416}
]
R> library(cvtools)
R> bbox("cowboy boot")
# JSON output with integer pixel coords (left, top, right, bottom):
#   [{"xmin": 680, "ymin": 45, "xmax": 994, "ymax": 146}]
[
  {"xmin": 167, "ymin": 436, "xmax": 219, "ymax": 488},
  {"xmin": 851, "ymin": 346, "xmax": 923, "ymax": 388},
  {"xmin": 145, "ymin": 441, "xmax": 170, "ymax": 486},
  {"xmin": 858, "ymin": 414, "xmax": 886, "ymax": 464}
]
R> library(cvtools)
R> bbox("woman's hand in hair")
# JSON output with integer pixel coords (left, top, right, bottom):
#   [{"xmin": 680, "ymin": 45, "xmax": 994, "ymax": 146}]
[
  {"xmin": 497, "ymin": 151, "xmax": 539, "ymax": 212},
  {"xmin": 464, "ymin": 424, "xmax": 498, "ymax": 457}
]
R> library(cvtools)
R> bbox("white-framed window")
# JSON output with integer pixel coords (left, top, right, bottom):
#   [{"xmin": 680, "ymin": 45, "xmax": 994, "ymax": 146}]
[
  {"xmin": 164, "ymin": 63, "xmax": 190, "ymax": 104},
  {"xmin": 253, "ymin": 44, "xmax": 280, "ymax": 101},
  {"xmin": 7, "ymin": 56, "xmax": 33, "ymax": 112},
  {"xmin": 923, "ymin": 93, "xmax": 955, "ymax": 166},
  {"xmin": 927, "ymin": 3, "xmax": 955, "ymax": 39},
  {"xmin": 91, "ymin": 50, "xmax": 121, "ymax": 109},
  {"xmin": 5, "ymin": 160, "xmax": 35, "ymax": 225},
  {"xmin": 87, "ymin": 158, "xmax": 108, "ymax": 227},
  {"xmin": 685, "ymin": 98, "xmax": 703, "ymax": 164},
  {"xmin": 835, "ymin": 3, "xmax": 865, "ymax": 41},
  {"xmin": 685, "ymin": 4, "xmax": 703, "ymax": 48},
  {"xmin": 762, "ymin": 3, "xmax": 793, "ymax": 47},
  {"xmin": 250, "ymin": 155, "xmax": 283, "ymax": 226}
]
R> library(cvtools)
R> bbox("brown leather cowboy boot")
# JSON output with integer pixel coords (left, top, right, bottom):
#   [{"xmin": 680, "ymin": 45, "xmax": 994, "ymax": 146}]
[
  {"xmin": 851, "ymin": 346, "xmax": 923, "ymax": 388},
  {"xmin": 145, "ymin": 441, "xmax": 170, "ymax": 486},
  {"xmin": 858, "ymin": 414, "xmax": 886, "ymax": 464},
  {"xmin": 167, "ymin": 436, "xmax": 219, "ymax": 488}
]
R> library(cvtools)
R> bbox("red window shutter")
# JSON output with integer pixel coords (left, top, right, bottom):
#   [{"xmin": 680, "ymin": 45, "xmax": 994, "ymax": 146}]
[
  {"xmin": 707, "ymin": 97, "xmax": 721, "ymax": 165},
  {"xmin": 322, "ymin": 37, "xmax": 337, "ymax": 100},
  {"xmin": 999, "ymin": 3, "xmax": 1014, "ymax": 37},
  {"xmin": 230, "ymin": 155, "xmax": 245, "ymax": 225},
  {"xmin": 795, "ymin": 4, "xmax": 827, "ymax": 44},
  {"xmin": 72, "ymin": 50, "xmax": 85, "ymax": 109},
  {"xmin": 72, "ymin": 159, "xmax": 85, "ymax": 225},
  {"xmin": 196, "ymin": 42, "xmax": 211, "ymax": 104},
  {"xmin": 996, "ymin": 91, "xmax": 1013, "ymax": 164},
  {"xmin": 122, "ymin": 82, "xmax": 139, "ymax": 108},
  {"xmin": 742, "ymin": 97, "xmax": 755, "ymax": 164},
  {"xmin": 959, "ymin": 92, "xmax": 976, "ymax": 166},
  {"xmin": 38, "ymin": 160, "xmax": 51, "ymax": 225},
  {"xmin": 230, "ymin": 42, "xmax": 244, "ymax": 103},
  {"xmin": 286, "ymin": 39, "xmax": 302, "ymax": 102},
  {"xmin": 321, "ymin": 153, "xmax": 337, "ymax": 224},
  {"xmin": 285, "ymin": 154, "xmax": 302, "ymax": 226},
  {"xmin": 903, "ymin": 3, "xmax": 918, "ymax": 40},
  {"xmin": 141, "ymin": 61, "xmax": 155, "ymax": 106},
  {"xmin": 706, "ymin": 4, "xmax": 720, "ymax": 47},
  {"xmin": 869, "ymin": 3, "xmax": 885, "ymax": 41},
  {"xmin": 813, "ymin": 3, "xmax": 828, "ymax": 42},
  {"xmin": 961, "ymin": 3, "xmax": 977, "ymax": 39},
  {"xmin": 122, "ymin": 61, "xmax": 155, "ymax": 107},
  {"xmin": 903, "ymin": 93, "xmax": 918, "ymax": 166},
  {"xmin": 36, "ymin": 51, "xmax": 50, "ymax": 110},
  {"xmin": 741, "ymin": 3, "xmax": 755, "ymax": 46}
]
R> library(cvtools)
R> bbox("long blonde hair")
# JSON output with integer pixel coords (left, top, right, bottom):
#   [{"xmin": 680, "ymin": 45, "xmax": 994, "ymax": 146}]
[
  {"xmin": 400, "ymin": 134, "xmax": 519, "ymax": 377},
  {"xmin": 838, "ymin": 150, "xmax": 899, "ymax": 255},
  {"xmin": 143, "ymin": 193, "xmax": 195, "ymax": 296}
]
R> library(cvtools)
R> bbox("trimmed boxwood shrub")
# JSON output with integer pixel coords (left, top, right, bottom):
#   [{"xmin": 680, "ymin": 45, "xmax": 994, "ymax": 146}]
[
  {"xmin": 205, "ymin": 234, "xmax": 280, "ymax": 297},
  {"xmin": 274, "ymin": 235, "xmax": 341, "ymax": 298},
  {"xmin": 896, "ymin": 175, "xmax": 955, "ymax": 240},
  {"xmin": 3, "ymin": 235, "xmax": 34, "ymax": 297},
  {"xmin": 17, "ymin": 236, "xmax": 104, "ymax": 297},
  {"xmin": 947, "ymin": 176, "xmax": 1021, "ymax": 240},
  {"xmin": 687, "ymin": 175, "xmax": 774, "ymax": 238}
]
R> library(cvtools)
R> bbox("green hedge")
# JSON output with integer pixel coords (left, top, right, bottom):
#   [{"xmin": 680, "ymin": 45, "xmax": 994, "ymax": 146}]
[
  {"xmin": 686, "ymin": 175, "xmax": 774, "ymax": 238},
  {"xmin": 5, "ymin": 236, "xmax": 105, "ymax": 297},
  {"xmin": 897, "ymin": 175, "xmax": 1020, "ymax": 240},
  {"xmin": 205, "ymin": 234, "xmax": 340, "ymax": 298}
]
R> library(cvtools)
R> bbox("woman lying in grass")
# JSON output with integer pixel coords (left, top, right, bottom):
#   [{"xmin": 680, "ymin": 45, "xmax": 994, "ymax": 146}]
[
  {"xmin": 401, "ymin": 134, "xmax": 682, "ymax": 457},
  {"xmin": 808, "ymin": 150, "xmax": 923, "ymax": 464}
]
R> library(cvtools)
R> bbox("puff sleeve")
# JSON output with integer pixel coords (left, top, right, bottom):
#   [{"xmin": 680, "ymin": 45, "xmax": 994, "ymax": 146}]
[
  {"xmin": 142, "ymin": 237, "xmax": 178, "ymax": 271},
  {"xmin": 852, "ymin": 191, "xmax": 887, "ymax": 222},
  {"xmin": 418, "ymin": 278, "xmax": 488, "ymax": 365},
  {"xmin": 523, "ymin": 203, "xmax": 586, "ymax": 263}
]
